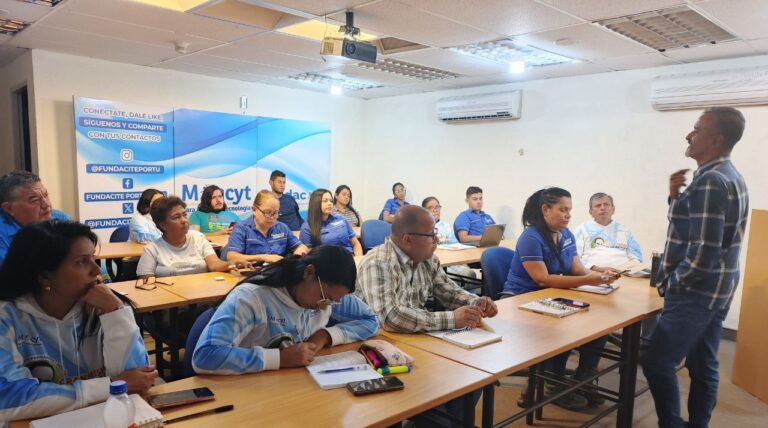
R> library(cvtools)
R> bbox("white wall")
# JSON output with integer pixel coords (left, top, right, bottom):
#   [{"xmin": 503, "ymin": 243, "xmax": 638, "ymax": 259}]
[
  {"xmin": 28, "ymin": 49, "xmax": 367, "ymax": 218},
  {"xmin": 361, "ymin": 55, "xmax": 768, "ymax": 330},
  {"xmin": 0, "ymin": 51, "xmax": 35, "ymax": 173}
]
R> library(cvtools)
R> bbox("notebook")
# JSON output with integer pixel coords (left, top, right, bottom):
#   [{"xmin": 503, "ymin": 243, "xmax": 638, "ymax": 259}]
[
  {"xmin": 31, "ymin": 394, "xmax": 163, "ymax": 428},
  {"xmin": 519, "ymin": 298, "xmax": 589, "ymax": 318},
  {"xmin": 306, "ymin": 351, "xmax": 381, "ymax": 390},
  {"xmin": 426, "ymin": 327, "xmax": 502, "ymax": 349},
  {"xmin": 614, "ymin": 261, "xmax": 652, "ymax": 278},
  {"xmin": 437, "ymin": 242, "xmax": 476, "ymax": 251},
  {"xmin": 573, "ymin": 283, "xmax": 620, "ymax": 295}
]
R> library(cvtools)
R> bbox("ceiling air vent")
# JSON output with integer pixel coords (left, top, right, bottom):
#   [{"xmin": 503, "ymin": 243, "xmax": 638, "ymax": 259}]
[{"xmin": 597, "ymin": 5, "xmax": 736, "ymax": 52}]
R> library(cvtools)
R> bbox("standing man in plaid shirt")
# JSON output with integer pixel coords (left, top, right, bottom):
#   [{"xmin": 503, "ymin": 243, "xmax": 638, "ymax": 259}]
[{"xmin": 642, "ymin": 107, "xmax": 749, "ymax": 428}]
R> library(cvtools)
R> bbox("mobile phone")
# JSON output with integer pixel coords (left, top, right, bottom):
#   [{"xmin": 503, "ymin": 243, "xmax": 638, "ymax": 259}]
[
  {"xmin": 551, "ymin": 298, "xmax": 590, "ymax": 309},
  {"xmin": 347, "ymin": 377, "xmax": 404, "ymax": 396},
  {"xmin": 149, "ymin": 387, "xmax": 215, "ymax": 409},
  {"xmin": 229, "ymin": 221, "xmax": 237, "ymax": 228}
]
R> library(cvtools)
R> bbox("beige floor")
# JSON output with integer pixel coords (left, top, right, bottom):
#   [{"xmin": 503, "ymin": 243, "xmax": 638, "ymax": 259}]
[{"xmin": 476, "ymin": 339, "xmax": 768, "ymax": 427}]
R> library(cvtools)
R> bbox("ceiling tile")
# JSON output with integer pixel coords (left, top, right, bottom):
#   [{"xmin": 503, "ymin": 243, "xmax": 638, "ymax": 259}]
[
  {"xmin": 0, "ymin": 44, "xmax": 26, "ymax": 67},
  {"xmin": 40, "ymin": 10, "xmax": 224, "ymax": 53},
  {"xmin": 538, "ymin": 60, "xmax": 615, "ymax": 78},
  {"xmin": 329, "ymin": 1, "xmax": 499, "ymax": 48},
  {"xmin": 205, "ymin": 38, "xmax": 327, "ymax": 70},
  {"xmin": 253, "ymin": 0, "xmax": 374, "ymax": 17},
  {"xmin": 538, "ymin": 0, "xmax": 687, "ymax": 21},
  {"xmin": 163, "ymin": 54, "xmax": 299, "ymax": 77},
  {"xmin": 153, "ymin": 60, "xmax": 228, "ymax": 77},
  {"xmin": 746, "ymin": 38, "xmax": 768, "ymax": 54},
  {"xmin": 398, "ymin": 0, "xmax": 582, "ymax": 37},
  {"xmin": 694, "ymin": 0, "xmax": 768, "ymax": 40},
  {"xmin": 661, "ymin": 40, "xmax": 758, "ymax": 62},
  {"xmin": 241, "ymin": 31, "xmax": 323, "ymax": 58},
  {"xmin": 515, "ymin": 23, "xmax": 655, "ymax": 60},
  {"xmin": 65, "ymin": 0, "xmax": 267, "ymax": 42},
  {"xmin": 593, "ymin": 52, "xmax": 681, "ymax": 70},
  {"xmin": 10, "ymin": 25, "xmax": 179, "ymax": 65},
  {"xmin": 9, "ymin": 35, "xmax": 161, "ymax": 65},
  {"xmin": 351, "ymin": 84, "xmax": 423, "ymax": 99},
  {"xmin": 0, "ymin": 0, "xmax": 55, "ymax": 23},
  {"xmin": 392, "ymin": 48, "xmax": 509, "ymax": 76},
  {"xmin": 321, "ymin": 63, "xmax": 421, "ymax": 86}
]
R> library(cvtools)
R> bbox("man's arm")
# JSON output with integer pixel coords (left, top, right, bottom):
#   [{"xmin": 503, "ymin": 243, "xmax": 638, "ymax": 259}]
[{"xmin": 430, "ymin": 259, "xmax": 478, "ymax": 309}]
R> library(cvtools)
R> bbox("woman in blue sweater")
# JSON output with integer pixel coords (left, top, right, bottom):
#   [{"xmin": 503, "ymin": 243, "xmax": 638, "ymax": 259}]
[
  {"xmin": 192, "ymin": 245, "xmax": 379, "ymax": 374},
  {"xmin": 504, "ymin": 188, "xmax": 617, "ymax": 411}
]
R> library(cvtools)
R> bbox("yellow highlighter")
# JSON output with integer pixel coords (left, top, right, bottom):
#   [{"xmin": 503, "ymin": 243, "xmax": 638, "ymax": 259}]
[{"xmin": 377, "ymin": 366, "xmax": 411, "ymax": 375}]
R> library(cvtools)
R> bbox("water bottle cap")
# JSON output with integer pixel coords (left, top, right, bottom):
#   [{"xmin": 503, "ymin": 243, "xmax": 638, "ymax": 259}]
[{"xmin": 110, "ymin": 380, "xmax": 128, "ymax": 395}]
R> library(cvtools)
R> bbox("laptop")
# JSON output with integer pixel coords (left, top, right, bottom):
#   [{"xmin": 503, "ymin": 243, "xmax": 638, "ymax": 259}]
[{"xmin": 463, "ymin": 224, "xmax": 506, "ymax": 247}]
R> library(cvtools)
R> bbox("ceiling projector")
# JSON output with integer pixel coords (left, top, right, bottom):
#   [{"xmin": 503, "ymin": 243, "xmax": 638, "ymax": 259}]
[{"xmin": 320, "ymin": 37, "xmax": 377, "ymax": 64}]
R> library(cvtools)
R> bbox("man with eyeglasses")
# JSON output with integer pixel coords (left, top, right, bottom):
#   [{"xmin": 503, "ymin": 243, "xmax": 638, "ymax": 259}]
[
  {"xmin": 0, "ymin": 171, "xmax": 70, "ymax": 267},
  {"xmin": 357, "ymin": 205, "xmax": 497, "ymax": 426}
]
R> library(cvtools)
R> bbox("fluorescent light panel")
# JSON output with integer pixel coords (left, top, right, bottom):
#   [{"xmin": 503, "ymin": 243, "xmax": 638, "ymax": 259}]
[
  {"xmin": 0, "ymin": 17, "xmax": 27, "ymax": 35},
  {"xmin": 598, "ymin": 5, "xmax": 736, "ymax": 51},
  {"xmin": 355, "ymin": 58, "xmax": 459, "ymax": 81},
  {"xmin": 287, "ymin": 72, "xmax": 382, "ymax": 91},
  {"xmin": 450, "ymin": 39, "xmax": 577, "ymax": 68}
]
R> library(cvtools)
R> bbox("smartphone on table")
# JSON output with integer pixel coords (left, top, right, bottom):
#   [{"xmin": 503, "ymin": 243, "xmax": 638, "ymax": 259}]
[
  {"xmin": 149, "ymin": 387, "xmax": 215, "ymax": 409},
  {"xmin": 347, "ymin": 377, "xmax": 404, "ymax": 396}
]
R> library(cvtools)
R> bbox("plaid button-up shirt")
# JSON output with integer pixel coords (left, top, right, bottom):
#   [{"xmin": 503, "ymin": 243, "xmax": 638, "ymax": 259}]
[
  {"xmin": 657, "ymin": 157, "xmax": 749, "ymax": 310},
  {"xmin": 355, "ymin": 239, "xmax": 479, "ymax": 332}
]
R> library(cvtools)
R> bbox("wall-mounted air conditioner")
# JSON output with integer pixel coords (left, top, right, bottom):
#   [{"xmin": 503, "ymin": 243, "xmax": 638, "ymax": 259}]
[
  {"xmin": 651, "ymin": 65, "xmax": 768, "ymax": 111},
  {"xmin": 436, "ymin": 90, "xmax": 522, "ymax": 123}
]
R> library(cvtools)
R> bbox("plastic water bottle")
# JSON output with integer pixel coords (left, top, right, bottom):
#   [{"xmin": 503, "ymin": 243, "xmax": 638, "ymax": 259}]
[{"xmin": 103, "ymin": 380, "xmax": 135, "ymax": 428}]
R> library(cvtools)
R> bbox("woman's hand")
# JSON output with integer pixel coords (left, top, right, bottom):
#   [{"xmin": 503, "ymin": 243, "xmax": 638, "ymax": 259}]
[
  {"xmin": 81, "ymin": 282, "xmax": 123, "ymax": 315},
  {"xmin": 113, "ymin": 366, "xmax": 158, "ymax": 397},
  {"xmin": 279, "ymin": 343, "xmax": 318, "ymax": 368},
  {"xmin": 585, "ymin": 272, "xmax": 616, "ymax": 286}
]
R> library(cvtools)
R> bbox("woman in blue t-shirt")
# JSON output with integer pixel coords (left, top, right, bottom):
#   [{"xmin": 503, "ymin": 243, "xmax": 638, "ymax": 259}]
[
  {"xmin": 300, "ymin": 189, "xmax": 362, "ymax": 256},
  {"xmin": 504, "ymin": 187, "xmax": 617, "ymax": 411},
  {"xmin": 380, "ymin": 182, "xmax": 409, "ymax": 223}
]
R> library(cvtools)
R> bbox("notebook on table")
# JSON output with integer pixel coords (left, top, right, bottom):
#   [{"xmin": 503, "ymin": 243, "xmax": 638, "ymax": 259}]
[
  {"xmin": 306, "ymin": 351, "xmax": 381, "ymax": 390},
  {"xmin": 426, "ymin": 327, "xmax": 502, "ymax": 349},
  {"xmin": 573, "ymin": 283, "xmax": 620, "ymax": 295},
  {"xmin": 30, "ymin": 394, "xmax": 163, "ymax": 428},
  {"xmin": 519, "ymin": 298, "xmax": 589, "ymax": 318}
]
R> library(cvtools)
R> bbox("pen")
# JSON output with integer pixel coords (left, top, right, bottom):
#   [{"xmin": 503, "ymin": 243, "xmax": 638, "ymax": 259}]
[
  {"xmin": 316, "ymin": 365, "xmax": 368, "ymax": 374},
  {"xmin": 164, "ymin": 404, "xmax": 234, "ymax": 424},
  {"xmin": 377, "ymin": 366, "xmax": 411, "ymax": 375}
]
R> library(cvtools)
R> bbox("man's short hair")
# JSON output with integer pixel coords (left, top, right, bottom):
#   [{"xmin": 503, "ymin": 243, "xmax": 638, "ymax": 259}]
[
  {"xmin": 466, "ymin": 186, "xmax": 483, "ymax": 197},
  {"xmin": 589, "ymin": 192, "xmax": 614, "ymax": 208},
  {"xmin": 391, "ymin": 206, "xmax": 429, "ymax": 238},
  {"xmin": 0, "ymin": 170, "xmax": 41, "ymax": 205},
  {"xmin": 269, "ymin": 170, "xmax": 286, "ymax": 181},
  {"xmin": 704, "ymin": 107, "xmax": 745, "ymax": 149}
]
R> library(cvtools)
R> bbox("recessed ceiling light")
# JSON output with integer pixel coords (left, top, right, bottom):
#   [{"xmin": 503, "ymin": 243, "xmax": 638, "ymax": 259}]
[
  {"xmin": 509, "ymin": 60, "xmax": 525, "ymax": 73},
  {"xmin": 450, "ymin": 39, "xmax": 577, "ymax": 68},
  {"xmin": 355, "ymin": 58, "xmax": 459, "ymax": 81},
  {"xmin": 0, "ymin": 17, "xmax": 28, "ymax": 35},
  {"xmin": 597, "ymin": 5, "xmax": 736, "ymax": 51},
  {"xmin": 287, "ymin": 72, "xmax": 382, "ymax": 91}
]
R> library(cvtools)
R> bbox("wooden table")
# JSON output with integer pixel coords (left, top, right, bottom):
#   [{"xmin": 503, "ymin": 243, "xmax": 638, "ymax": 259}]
[
  {"xmin": 435, "ymin": 240, "xmax": 516, "ymax": 267},
  {"xmin": 155, "ymin": 272, "xmax": 241, "ymax": 305},
  {"xmin": 383, "ymin": 276, "xmax": 663, "ymax": 428},
  {"xmin": 145, "ymin": 341, "xmax": 491, "ymax": 428},
  {"xmin": 109, "ymin": 279, "xmax": 187, "ymax": 312},
  {"xmin": 95, "ymin": 241, "xmax": 145, "ymax": 259}
]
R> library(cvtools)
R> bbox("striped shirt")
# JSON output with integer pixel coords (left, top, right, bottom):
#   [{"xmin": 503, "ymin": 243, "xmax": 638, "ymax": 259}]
[
  {"xmin": 332, "ymin": 206, "xmax": 360, "ymax": 227},
  {"xmin": 355, "ymin": 239, "xmax": 479, "ymax": 332},
  {"xmin": 657, "ymin": 157, "xmax": 749, "ymax": 310}
]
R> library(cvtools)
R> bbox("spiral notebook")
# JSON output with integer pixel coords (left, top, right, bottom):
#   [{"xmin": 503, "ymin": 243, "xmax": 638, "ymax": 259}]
[
  {"xmin": 573, "ymin": 283, "xmax": 620, "ymax": 295},
  {"xmin": 519, "ymin": 298, "xmax": 588, "ymax": 318},
  {"xmin": 30, "ymin": 394, "xmax": 163, "ymax": 428},
  {"xmin": 427, "ymin": 327, "xmax": 502, "ymax": 349}
]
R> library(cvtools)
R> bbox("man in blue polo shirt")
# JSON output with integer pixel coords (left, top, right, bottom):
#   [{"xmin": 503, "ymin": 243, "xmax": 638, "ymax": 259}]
[
  {"xmin": 223, "ymin": 190, "xmax": 308, "ymax": 263},
  {"xmin": 453, "ymin": 186, "xmax": 495, "ymax": 244},
  {"xmin": 269, "ymin": 170, "xmax": 303, "ymax": 231},
  {"xmin": 0, "ymin": 170, "xmax": 70, "ymax": 266}
]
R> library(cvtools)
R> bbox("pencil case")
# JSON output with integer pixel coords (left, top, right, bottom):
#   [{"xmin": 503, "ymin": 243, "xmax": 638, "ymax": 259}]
[{"xmin": 358, "ymin": 339, "xmax": 414, "ymax": 369}]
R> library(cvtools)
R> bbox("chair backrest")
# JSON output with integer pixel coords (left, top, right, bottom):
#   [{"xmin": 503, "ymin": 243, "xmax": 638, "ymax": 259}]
[
  {"xmin": 360, "ymin": 220, "xmax": 392, "ymax": 252},
  {"xmin": 109, "ymin": 225, "xmax": 130, "ymax": 243},
  {"xmin": 480, "ymin": 247, "xmax": 515, "ymax": 300},
  {"xmin": 184, "ymin": 307, "xmax": 216, "ymax": 378}
]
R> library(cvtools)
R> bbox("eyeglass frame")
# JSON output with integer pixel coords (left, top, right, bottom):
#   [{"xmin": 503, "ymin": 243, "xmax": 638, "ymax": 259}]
[
  {"xmin": 254, "ymin": 206, "xmax": 279, "ymax": 219},
  {"xmin": 406, "ymin": 228, "xmax": 440, "ymax": 242},
  {"xmin": 317, "ymin": 277, "xmax": 341, "ymax": 307},
  {"xmin": 134, "ymin": 277, "xmax": 174, "ymax": 291}
]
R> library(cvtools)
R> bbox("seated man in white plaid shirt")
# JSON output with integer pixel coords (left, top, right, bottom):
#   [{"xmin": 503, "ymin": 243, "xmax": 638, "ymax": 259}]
[{"xmin": 356, "ymin": 205, "xmax": 497, "ymax": 427}]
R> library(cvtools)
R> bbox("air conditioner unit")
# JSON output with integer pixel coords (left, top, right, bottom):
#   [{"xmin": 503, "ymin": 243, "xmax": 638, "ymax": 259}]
[
  {"xmin": 436, "ymin": 90, "xmax": 522, "ymax": 123},
  {"xmin": 651, "ymin": 65, "xmax": 768, "ymax": 111}
]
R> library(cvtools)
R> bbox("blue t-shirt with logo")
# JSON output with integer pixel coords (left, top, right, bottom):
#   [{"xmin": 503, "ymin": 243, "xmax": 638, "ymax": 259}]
[
  {"xmin": 224, "ymin": 216, "xmax": 300, "ymax": 258},
  {"xmin": 379, "ymin": 198, "xmax": 408, "ymax": 220},
  {"xmin": 453, "ymin": 209, "xmax": 495, "ymax": 238},
  {"xmin": 503, "ymin": 226, "xmax": 578, "ymax": 295},
  {"xmin": 299, "ymin": 213, "xmax": 356, "ymax": 254}
]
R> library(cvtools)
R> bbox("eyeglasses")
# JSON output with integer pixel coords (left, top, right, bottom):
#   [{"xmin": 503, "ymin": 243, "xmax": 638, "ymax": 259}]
[
  {"xmin": 317, "ymin": 277, "xmax": 341, "ymax": 308},
  {"xmin": 394, "ymin": 187, "xmax": 406, "ymax": 194},
  {"xmin": 134, "ymin": 277, "xmax": 174, "ymax": 290},
  {"xmin": 254, "ymin": 206, "xmax": 279, "ymax": 218},
  {"xmin": 426, "ymin": 205, "xmax": 442, "ymax": 211},
  {"xmin": 407, "ymin": 228, "xmax": 440, "ymax": 242}
]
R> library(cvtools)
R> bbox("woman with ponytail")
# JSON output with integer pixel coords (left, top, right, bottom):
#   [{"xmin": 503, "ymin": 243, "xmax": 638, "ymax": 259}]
[
  {"xmin": 504, "ymin": 188, "xmax": 616, "ymax": 411},
  {"xmin": 192, "ymin": 245, "xmax": 378, "ymax": 375}
]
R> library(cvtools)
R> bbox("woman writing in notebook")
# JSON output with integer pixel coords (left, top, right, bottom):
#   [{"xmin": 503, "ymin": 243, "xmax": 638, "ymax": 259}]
[
  {"xmin": 503, "ymin": 187, "xmax": 617, "ymax": 411},
  {"xmin": 192, "ymin": 245, "xmax": 379, "ymax": 374},
  {"xmin": 0, "ymin": 221, "xmax": 156, "ymax": 421}
]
